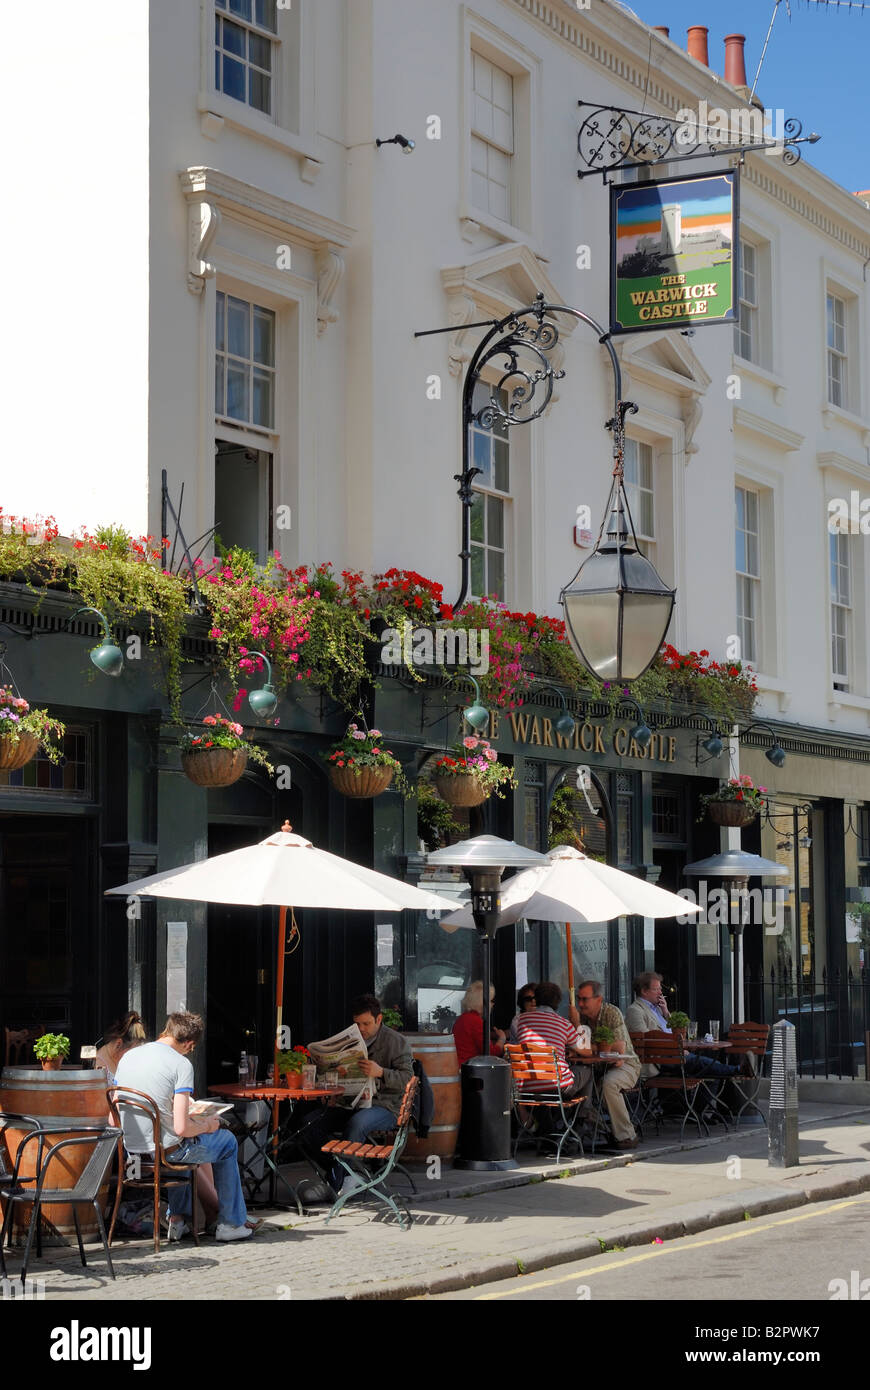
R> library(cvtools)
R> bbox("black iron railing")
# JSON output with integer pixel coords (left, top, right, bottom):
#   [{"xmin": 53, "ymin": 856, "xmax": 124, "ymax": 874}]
[{"xmin": 744, "ymin": 966, "xmax": 870, "ymax": 1080}]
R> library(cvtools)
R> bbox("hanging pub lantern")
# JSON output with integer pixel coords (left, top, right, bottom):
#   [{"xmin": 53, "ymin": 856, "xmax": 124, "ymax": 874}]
[{"xmin": 560, "ymin": 416, "xmax": 675, "ymax": 683}]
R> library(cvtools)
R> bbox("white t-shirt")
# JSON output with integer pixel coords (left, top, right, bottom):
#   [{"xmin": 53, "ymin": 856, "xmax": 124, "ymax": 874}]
[{"xmin": 115, "ymin": 1040, "xmax": 194, "ymax": 1152}]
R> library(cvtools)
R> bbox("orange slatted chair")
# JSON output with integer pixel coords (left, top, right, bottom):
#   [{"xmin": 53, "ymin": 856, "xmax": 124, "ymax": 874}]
[
  {"xmin": 322, "ymin": 1075, "xmax": 418, "ymax": 1230},
  {"xmin": 504, "ymin": 1042, "xmax": 586, "ymax": 1163}
]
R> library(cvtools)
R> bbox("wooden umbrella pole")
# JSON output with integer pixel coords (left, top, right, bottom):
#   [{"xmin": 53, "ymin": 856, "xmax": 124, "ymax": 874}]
[
  {"xmin": 566, "ymin": 921, "xmax": 575, "ymax": 1009},
  {"xmin": 273, "ymin": 904, "xmax": 288, "ymax": 1157}
]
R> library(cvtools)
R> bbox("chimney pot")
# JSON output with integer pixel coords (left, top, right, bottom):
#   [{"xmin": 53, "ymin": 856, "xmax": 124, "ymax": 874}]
[
  {"xmin": 652, "ymin": 26, "xmax": 670, "ymax": 38},
  {"xmin": 724, "ymin": 33, "xmax": 748, "ymax": 89},
  {"xmin": 687, "ymin": 25, "xmax": 709, "ymax": 68}
]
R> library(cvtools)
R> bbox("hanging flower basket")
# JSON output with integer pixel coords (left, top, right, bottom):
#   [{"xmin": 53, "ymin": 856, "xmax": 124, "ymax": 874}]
[
  {"xmin": 181, "ymin": 746, "xmax": 248, "ymax": 788},
  {"xmin": 0, "ymin": 731, "xmax": 39, "ymax": 771},
  {"xmin": 178, "ymin": 714, "xmax": 273, "ymax": 788},
  {"xmin": 324, "ymin": 723, "xmax": 409, "ymax": 799},
  {"xmin": 707, "ymin": 800, "xmax": 758, "ymax": 828},
  {"xmin": 434, "ymin": 771, "xmax": 489, "ymax": 807},
  {"xmin": 329, "ymin": 763, "xmax": 394, "ymax": 799}
]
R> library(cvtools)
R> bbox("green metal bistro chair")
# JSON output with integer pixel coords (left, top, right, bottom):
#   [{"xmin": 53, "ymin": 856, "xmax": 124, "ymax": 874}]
[
  {"xmin": 505, "ymin": 1042, "xmax": 586, "ymax": 1163},
  {"xmin": 637, "ymin": 1034, "xmax": 710, "ymax": 1142},
  {"xmin": 321, "ymin": 1076, "xmax": 418, "ymax": 1231}
]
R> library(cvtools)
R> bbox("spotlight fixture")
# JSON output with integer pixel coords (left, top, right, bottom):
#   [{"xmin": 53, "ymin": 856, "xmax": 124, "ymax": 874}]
[
  {"xmin": 246, "ymin": 651, "xmax": 278, "ymax": 719},
  {"xmin": 70, "ymin": 607, "xmax": 124, "ymax": 677},
  {"xmin": 375, "ymin": 133, "xmax": 415, "ymax": 153},
  {"xmin": 740, "ymin": 721, "xmax": 787, "ymax": 770},
  {"xmin": 536, "ymin": 684, "xmax": 576, "ymax": 740},
  {"xmin": 462, "ymin": 675, "xmax": 490, "ymax": 731},
  {"xmin": 620, "ymin": 696, "xmax": 651, "ymax": 749}
]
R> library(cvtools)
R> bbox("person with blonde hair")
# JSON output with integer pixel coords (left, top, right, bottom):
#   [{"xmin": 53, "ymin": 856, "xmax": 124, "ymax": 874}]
[
  {"xmin": 452, "ymin": 980, "xmax": 506, "ymax": 1066},
  {"xmin": 95, "ymin": 1010, "xmax": 146, "ymax": 1081}
]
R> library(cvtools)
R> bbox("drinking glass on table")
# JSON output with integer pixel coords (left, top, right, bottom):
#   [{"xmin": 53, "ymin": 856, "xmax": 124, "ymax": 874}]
[
  {"xmin": 709, "ymin": 1020, "xmax": 720, "ymax": 1042},
  {"xmin": 302, "ymin": 1064, "xmax": 317, "ymax": 1088},
  {"xmin": 247, "ymin": 1055, "xmax": 258, "ymax": 1087},
  {"xmin": 688, "ymin": 1021, "xmax": 698, "ymax": 1041}
]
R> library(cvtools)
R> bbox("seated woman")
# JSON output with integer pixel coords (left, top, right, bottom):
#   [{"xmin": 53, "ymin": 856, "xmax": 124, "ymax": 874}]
[
  {"xmin": 452, "ymin": 981, "xmax": 505, "ymax": 1066},
  {"xmin": 95, "ymin": 1011, "xmax": 146, "ymax": 1081},
  {"xmin": 508, "ymin": 983, "xmax": 538, "ymax": 1043}
]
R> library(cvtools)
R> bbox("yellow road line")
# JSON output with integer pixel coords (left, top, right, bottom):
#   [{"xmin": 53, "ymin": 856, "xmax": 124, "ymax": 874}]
[{"xmin": 474, "ymin": 1193, "xmax": 870, "ymax": 1299}]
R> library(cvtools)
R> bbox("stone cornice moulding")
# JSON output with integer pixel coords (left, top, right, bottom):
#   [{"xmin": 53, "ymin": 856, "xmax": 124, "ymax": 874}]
[
  {"xmin": 732, "ymin": 408, "xmax": 804, "ymax": 453},
  {"xmin": 440, "ymin": 241, "xmax": 572, "ymax": 377},
  {"xmin": 195, "ymin": 90, "xmax": 321, "ymax": 177},
  {"xmin": 817, "ymin": 450, "xmax": 870, "ymax": 485},
  {"xmin": 179, "ymin": 168, "xmax": 354, "ymax": 252},
  {"xmin": 509, "ymin": 0, "xmax": 870, "ymax": 260}
]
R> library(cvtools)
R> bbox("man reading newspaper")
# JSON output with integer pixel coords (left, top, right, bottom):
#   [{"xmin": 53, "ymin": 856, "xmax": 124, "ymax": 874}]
[{"xmin": 295, "ymin": 993, "xmax": 413, "ymax": 1199}]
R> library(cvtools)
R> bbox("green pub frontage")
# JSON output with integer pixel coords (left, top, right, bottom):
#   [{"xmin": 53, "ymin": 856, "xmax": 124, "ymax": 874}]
[{"xmin": 1, "ymin": 580, "xmax": 868, "ymax": 1090}]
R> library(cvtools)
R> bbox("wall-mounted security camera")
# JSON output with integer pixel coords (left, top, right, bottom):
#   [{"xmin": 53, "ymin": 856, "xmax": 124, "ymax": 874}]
[{"xmin": 376, "ymin": 133, "xmax": 416, "ymax": 153}]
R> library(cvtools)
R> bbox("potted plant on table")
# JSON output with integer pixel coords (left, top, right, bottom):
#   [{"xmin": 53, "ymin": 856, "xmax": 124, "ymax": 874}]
[
  {"xmin": 433, "ymin": 736, "xmax": 517, "ymax": 807},
  {"xmin": 325, "ymin": 724, "xmax": 408, "ymax": 799},
  {"xmin": 276, "ymin": 1045, "xmax": 310, "ymax": 1090},
  {"xmin": 33, "ymin": 1033, "xmax": 71, "ymax": 1071},
  {"xmin": 667, "ymin": 1011, "xmax": 690, "ymax": 1038},
  {"xmin": 698, "ymin": 775, "xmax": 766, "ymax": 828},
  {"xmin": 591, "ymin": 1025, "xmax": 615, "ymax": 1056},
  {"xmin": 0, "ymin": 686, "xmax": 66, "ymax": 772},
  {"xmin": 179, "ymin": 714, "xmax": 273, "ymax": 788}
]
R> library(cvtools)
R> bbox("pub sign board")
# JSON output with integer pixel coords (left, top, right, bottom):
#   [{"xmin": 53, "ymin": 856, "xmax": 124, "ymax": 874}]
[{"xmin": 610, "ymin": 171, "xmax": 738, "ymax": 334}]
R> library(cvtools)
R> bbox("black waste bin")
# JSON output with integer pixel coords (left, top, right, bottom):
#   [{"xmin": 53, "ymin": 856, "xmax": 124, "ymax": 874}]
[{"xmin": 455, "ymin": 1055, "xmax": 515, "ymax": 1170}]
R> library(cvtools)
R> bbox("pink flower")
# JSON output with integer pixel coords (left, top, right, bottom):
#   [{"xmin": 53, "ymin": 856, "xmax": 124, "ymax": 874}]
[{"xmin": 203, "ymin": 715, "xmax": 216, "ymax": 726}]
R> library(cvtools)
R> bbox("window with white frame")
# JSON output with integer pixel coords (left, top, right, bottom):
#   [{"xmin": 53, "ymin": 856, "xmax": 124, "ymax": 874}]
[
  {"xmin": 830, "ymin": 530, "xmax": 851, "ymax": 690},
  {"xmin": 470, "ymin": 52, "xmax": 514, "ymax": 225},
  {"xmin": 470, "ymin": 382, "xmax": 510, "ymax": 601},
  {"xmin": 735, "ymin": 485, "xmax": 761, "ymax": 666},
  {"xmin": 826, "ymin": 292, "xmax": 848, "ymax": 409},
  {"xmin": 735, "ymin": 240, "xmax": 758, "ymax": 364},
  {"xmin": 215, "ymin": 290, "xmax": 277, "ymax": 562},
  {"xmin": 214, "ymin": 0, "xmax": 278, "ymax": 116},
  {"xmin": 216, "ymin": 291, "xmax": 276, "ymax": 430},
  {"xmin": 623, "ymin": 439, "xmax": 655, "ymax": 557}
]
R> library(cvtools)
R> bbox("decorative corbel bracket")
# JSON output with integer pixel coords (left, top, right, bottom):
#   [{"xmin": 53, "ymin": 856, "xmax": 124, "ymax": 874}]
[
  {"xmin": 445, "ymin": 293, "xmax": 479, "ymax": 378},
  {"xmin": 316, "ymin": 247, "xmax": 345, "ymax": 335},
  {"xmin": 187, "ymin": 200, "xmax": 221, "ymax": 295}
]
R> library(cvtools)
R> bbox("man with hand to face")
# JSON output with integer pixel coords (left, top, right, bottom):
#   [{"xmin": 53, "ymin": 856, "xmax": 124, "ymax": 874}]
[{"xmin": 576, "ymin": 980, "xmax": 641, "ymax": 1150}]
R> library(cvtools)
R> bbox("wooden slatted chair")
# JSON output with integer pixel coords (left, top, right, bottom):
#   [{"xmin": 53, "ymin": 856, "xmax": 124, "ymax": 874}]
[
  {"xmin": 636, "ymin": 1034, "xmax": 709, "ymax": 1141},
  {"xmin": 106, "ymin": 1086, "xmax": 200, "ymax": 1252},
  {"xmin": 726, "ymin": 1022, "xmax": 770, "ymax": 1122},
  {"xmin": 322, "ymin": 1075, "xmax": 418, "ymax": 1231},
  {"xmin": 504, "ymin": 1042, "xmax": 586, "ymax": 1163}
]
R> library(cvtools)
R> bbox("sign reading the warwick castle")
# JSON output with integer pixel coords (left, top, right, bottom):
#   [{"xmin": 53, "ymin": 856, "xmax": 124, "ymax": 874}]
[
  {"xmin": 610, "ymin": 171, "xmax": 737, "ymax": 334},
  {"xmin": 492, "ymin": 710, "xmax": 677, "ymax": 764}
]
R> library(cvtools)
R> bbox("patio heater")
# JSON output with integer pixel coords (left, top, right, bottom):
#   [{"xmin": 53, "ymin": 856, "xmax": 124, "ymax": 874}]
[
  {"xmin": 683, "ymin": 849, "xmax": 788, "ymax": 1026},
  {"xmin": 427, "ymin": 835, "xmax": 547, "ymax": 1169}
]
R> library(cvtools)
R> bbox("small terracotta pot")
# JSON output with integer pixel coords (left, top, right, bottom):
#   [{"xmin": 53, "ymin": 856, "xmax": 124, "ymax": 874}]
[
  {"xmin": 40, "ymin": 1058, "xmax": 64, "ymax": 1071},
  {"xmin": 282, "ymin": 1072, "xmax": 303, "ymax": 1091}
]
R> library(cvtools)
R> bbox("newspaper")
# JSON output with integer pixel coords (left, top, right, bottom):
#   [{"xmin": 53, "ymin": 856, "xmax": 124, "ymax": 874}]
[
  {"xmin": 189, "ymin": 1100, "xmax": 235, "ymax": 1118},
  {"xmin": 307, "ymin": 1024, "xmax": 373, "ymax": 1109}
]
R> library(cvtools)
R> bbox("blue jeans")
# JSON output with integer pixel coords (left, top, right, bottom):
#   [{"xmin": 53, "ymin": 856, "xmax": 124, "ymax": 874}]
[{"xmin": 166, "ymin": 1129, "xmax": 248, "ymax": 1228}]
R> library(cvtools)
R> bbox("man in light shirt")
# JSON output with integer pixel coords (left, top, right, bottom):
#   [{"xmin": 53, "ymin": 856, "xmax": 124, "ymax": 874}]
[
  {"xmin": 626, "ymin": 972, "xmax": 737, "ymax": 1080},
  {"xmin": 115, "ymin": 1011, "xmax": 254, "ymax": 1242}
]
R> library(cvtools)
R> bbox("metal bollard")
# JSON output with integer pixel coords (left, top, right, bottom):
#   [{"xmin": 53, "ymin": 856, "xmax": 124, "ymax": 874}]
[{"xmin": 768, "ymin": 1019, "xmax": 799, "ymax": 1168}]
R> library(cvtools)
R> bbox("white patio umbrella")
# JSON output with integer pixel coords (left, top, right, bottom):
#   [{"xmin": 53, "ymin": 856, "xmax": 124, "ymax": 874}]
[
  {"xmin": 440, "ymin": 844, "xmax": 700, "ymax": 1008},
  {"xmin": 106, "ymin": 821, "xmax": 455, "ymax": 1088}
]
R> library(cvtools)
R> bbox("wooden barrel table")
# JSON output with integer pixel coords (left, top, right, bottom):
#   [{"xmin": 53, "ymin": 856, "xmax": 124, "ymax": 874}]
[
  {"xmin": 401, "ymin": 1033, "xmax": 461, "ymax": 1166},
  {"xmin": 0, "ymin": 1067, "xmax": 113, "ymax": 1245}
]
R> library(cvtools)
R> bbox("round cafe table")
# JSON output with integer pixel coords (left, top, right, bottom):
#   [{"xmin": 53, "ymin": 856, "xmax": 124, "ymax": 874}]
[{"xmin": 208, "ymin": 1083, "xmax": 344, "ymax": 1211}]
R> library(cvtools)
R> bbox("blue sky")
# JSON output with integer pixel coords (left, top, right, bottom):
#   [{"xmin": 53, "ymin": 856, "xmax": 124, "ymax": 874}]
[{"xmin": 627, "ymin": 0, "xmax": 869, "ymax": 193}]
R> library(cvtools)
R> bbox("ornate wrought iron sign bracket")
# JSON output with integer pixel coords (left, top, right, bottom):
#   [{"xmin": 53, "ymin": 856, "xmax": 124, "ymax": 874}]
[{"xmin": 577, "ymin": 100, "xmax": 820, "ymax": 182}]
